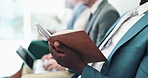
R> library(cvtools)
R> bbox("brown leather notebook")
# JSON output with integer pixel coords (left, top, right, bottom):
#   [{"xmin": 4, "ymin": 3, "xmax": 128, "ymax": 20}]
[{"xmin": 48, "ymin": 30, "xmax": 106, "ymax": 63}]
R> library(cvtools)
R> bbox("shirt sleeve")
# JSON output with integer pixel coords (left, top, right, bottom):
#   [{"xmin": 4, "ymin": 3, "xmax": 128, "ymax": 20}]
[{"xmin": 81, "ymin": 65, "xmax": 108, "ymax": 78}]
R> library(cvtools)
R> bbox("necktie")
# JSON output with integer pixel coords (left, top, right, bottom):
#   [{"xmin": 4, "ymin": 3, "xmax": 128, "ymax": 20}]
[
  {"xmin": 99, "ymin": 9, "xmax": 138, "ymax": 50},
  {"xmin": 92, "ymin": 9, "xmax": 138, "ymax": 71},
  {"xmin": 85, "ymin": 13, "xmax": 93, "ymax": 30}
]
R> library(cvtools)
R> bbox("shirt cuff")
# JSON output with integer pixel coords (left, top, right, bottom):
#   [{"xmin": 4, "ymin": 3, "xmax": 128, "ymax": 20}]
[{"xmin": 81, "ymin": 65, "xmax": 102, "ymax": 78}]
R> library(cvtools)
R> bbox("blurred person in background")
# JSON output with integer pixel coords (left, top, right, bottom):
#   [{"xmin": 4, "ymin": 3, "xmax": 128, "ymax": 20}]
[{"xmin": 12, "ymin": 0, "xmax": 89, "ymax": 78}]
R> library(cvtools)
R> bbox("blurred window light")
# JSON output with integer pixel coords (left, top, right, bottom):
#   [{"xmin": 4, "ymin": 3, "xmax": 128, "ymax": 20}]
[
  {"xmin": 0, "ymin": 0, "xmax": 24, "ymax": 40},
  {"xmin": 0, "ymin": 0, "xmax": 68, "ymax": 77}
]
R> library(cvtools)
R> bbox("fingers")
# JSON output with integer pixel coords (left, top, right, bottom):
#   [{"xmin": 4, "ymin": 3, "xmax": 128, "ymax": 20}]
[
  {"xmin": 44, "ymin": 63, "xmax": 52, "ymax": 70},
  {"xmin": 48, "ymin": 40, "xmax": 68, "ymax": 53},
  {"xmin": 44, "ymin": 59, "xmax": 64, "ymax": 71},
  {"xmin": 41, "ymin": 53, "xmax": 53, "ymax": 61},
  {"xmin": 50, "ymin": 43, "xmax": 64, "ymax": 59},
  {"xmin": 44, "ymin": 59, "xmax": 55, "ymax": 70},
  {"xmin": 48, "ymin": 54, "xmax": 53, "ymax": 58},
  {"xmin": 41, "ymin": 54, "xmax": 48, "ymax": 61},
  {"xmin": 53, "ymin": 41, "xmax": 71, "ymax": 54},
  {"xmin": 45, "ymin": 63, "xmax": 56, "ymax": 71}
]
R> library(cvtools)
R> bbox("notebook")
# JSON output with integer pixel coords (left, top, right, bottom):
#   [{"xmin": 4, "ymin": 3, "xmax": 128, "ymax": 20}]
[{"xmin": 35, "ymin": 23, "xmax": 106, "ymax": 63}]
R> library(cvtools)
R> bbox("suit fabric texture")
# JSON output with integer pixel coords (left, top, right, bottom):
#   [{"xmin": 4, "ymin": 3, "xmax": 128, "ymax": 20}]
[
  {"xmin": 85, "ymin": 0, "xmax": 120, "ymax": 44},
  {"xmin": 80, "ymin": 12, "xmax": 148, "ymax": 78}
]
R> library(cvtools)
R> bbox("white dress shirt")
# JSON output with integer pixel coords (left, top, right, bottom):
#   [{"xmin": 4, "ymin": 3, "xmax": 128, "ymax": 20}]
[
  {"xmin": 73, "ymin": 8, "xmax": 90, "ymax": 30},
  {"xmin": 93, "ymin": 2, "xmax": 148, "ymax": 71},
  {"xmin": 70, "ymin": 0, "xmax": 103, "ymax": 31},
  {"xmin": 90, "ymin": 0, "xmax": 103, "ymax": 14},
  {"xmin": 73, "ymin": 0, "xmax": 103, "ymax": 30}
]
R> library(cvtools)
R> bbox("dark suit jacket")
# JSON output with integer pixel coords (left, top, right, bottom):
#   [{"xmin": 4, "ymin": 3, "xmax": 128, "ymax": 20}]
[
  {"xmin": 86, "ymin": 0, "xmax": 120, "ymax": 44},
  {"xmin": 80, "ymin": 12, "xmax": 148, "ymax": 78}
]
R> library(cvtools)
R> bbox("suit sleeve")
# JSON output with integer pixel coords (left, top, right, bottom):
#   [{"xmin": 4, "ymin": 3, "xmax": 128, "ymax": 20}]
[
  {"xmin": 96, "ymin": 9, "xmax": 119, "ymax": 45},
  {"xmin": 135, "ymin": 45, "xmax": 148, "ymax": 78},
  {"xmin": 81, "ymin": 65, "xmax": 108, "ymax": 78}
]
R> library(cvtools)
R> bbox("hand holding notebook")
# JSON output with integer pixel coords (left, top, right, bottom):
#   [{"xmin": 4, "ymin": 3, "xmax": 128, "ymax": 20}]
[{"xmin": 35, "ymin": 23, "xmax": 106, "ymax": 63}]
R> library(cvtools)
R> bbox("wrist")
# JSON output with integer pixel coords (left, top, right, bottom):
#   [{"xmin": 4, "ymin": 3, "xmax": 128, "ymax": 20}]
[{"xmin": 75, "ymin": 62, "xmax": 87, "ymax": 74}]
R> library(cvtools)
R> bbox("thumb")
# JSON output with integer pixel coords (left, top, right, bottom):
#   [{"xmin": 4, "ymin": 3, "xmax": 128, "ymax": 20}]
[{"xmin": 54, "ymin": 41, "xmax": 70, "ymax": 54}]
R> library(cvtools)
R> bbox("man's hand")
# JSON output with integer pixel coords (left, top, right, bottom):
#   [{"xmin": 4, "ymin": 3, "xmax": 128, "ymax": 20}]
[
  {"xmin": 44, "ymin": 59, "xmax": 66, "ymax": 71},
  {"xmin": 41, "ymin": 53, "xmax": 66, "ymax": 71},
  {"xmin": 41, "ymin": 53, "xmax": 53, "ymax": 61},
  {"xmin": 49, "ymin": 41, "xmax": 87, "ymax": 74}
]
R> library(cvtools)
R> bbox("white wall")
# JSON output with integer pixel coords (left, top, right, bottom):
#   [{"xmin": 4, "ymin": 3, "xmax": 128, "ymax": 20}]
[{"xmin": 108, "ymin": 0, "xmax": 140, "ymax": 15}]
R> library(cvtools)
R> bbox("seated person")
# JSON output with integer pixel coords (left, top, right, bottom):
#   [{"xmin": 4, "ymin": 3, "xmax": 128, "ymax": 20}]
[
  {"xmin": 21, "ymin": 53, "xmax": 72, "ymax": 78},
  {"xmin": 49, "ymin": 0, "xmax": 148, "ymax": 78},
  {"xmin": 21, "ymin": 0, "xmax": 89, "ymax": 78},
  {"xmin": 10, "ymin": 0, "xmax": 119, "ymax": 77}
]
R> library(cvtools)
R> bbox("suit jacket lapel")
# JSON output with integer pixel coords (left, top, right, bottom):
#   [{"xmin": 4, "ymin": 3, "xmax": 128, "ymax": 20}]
[
  {"xmin": 86, "ymin": 8, "xmax": 101, "ymax": 33},
  {"xmin": 106, "ymin": 12, "xmax": 148, "ymax": 69},
  {"xmin": 97, "ymin": 12, "xmax": 128, "ymax": 47},
  {"xmin": 86, "ymin": 0, "xmax": 107, "ymax": 33},
  {"xmin": 97, "ymin": 17, "xmax": 121, "ymax": 47}
]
